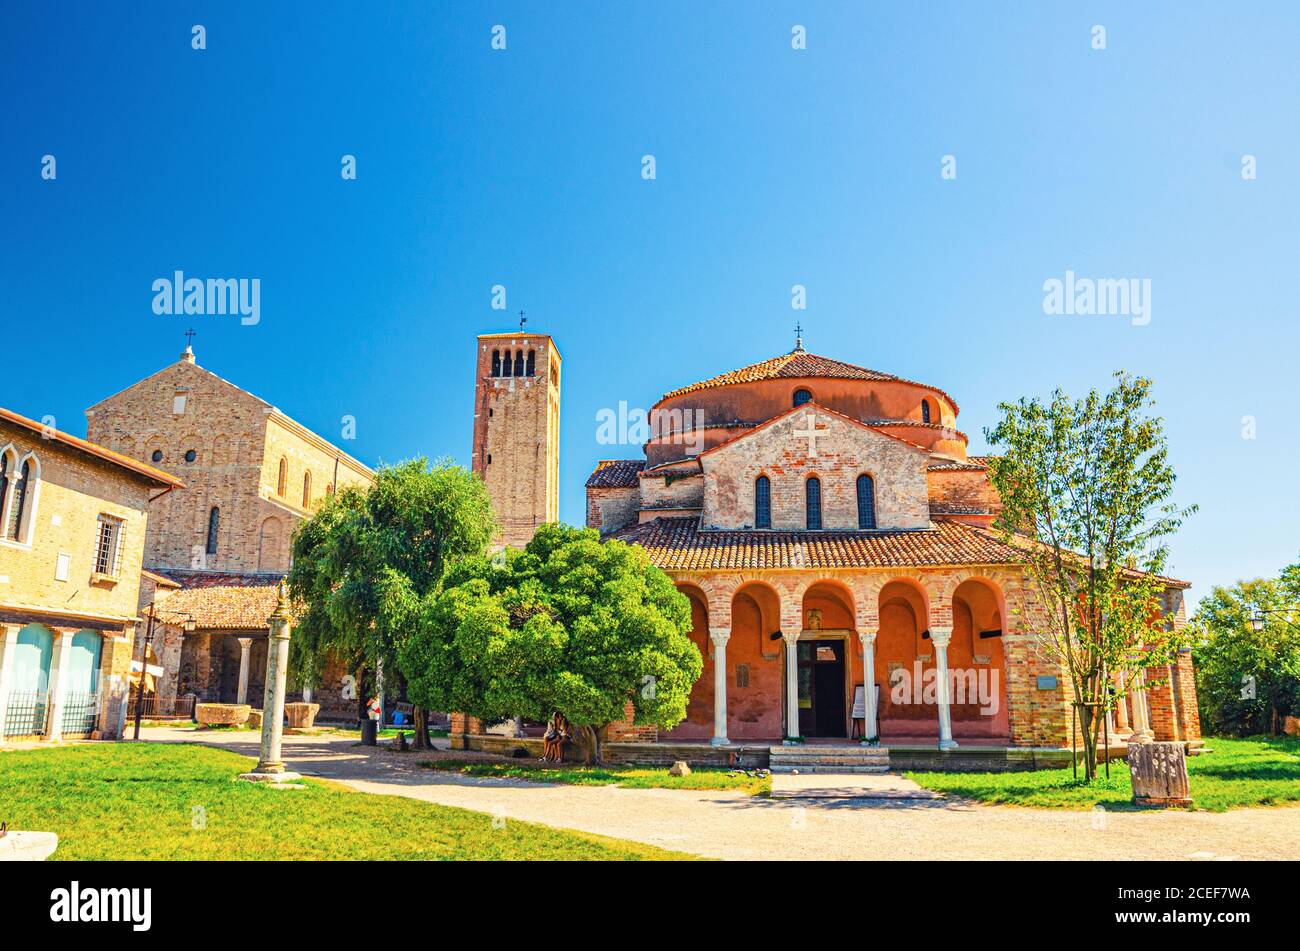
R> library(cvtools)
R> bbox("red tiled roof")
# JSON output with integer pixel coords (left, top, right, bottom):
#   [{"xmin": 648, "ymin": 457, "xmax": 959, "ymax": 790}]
[
  {"xmin": 147, "ymin": 570, "xmax": 285, "ymax": 630},
  {"xmin": 927, "ymin": 459, "xmax": 988, "ymax": 472},
  {"xmin": 614, "ymin": 517, "xmax": 1026, "ymax": 571},
  {"xmin": 660, "ymin": 349, "xmax": 960, "ymax": 413},
  {"xmin": 154, "ymin": 569, "xmax": 283, "ymax": 589},
  {"xmin": 155, "ymin": 584, "xmax": 281, "ymax": 630},
  {"xmin": 615, "ymin": 517, "xmax": 1191, "ymax": 588},
  {"xmin": 585, "ymin": 459, "xmax": 646, "ymax": 488}
]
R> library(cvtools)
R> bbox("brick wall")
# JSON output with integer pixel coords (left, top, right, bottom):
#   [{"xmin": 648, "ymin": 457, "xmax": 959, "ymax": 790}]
[
  {"xmin": 86, "ymin": 354, "xmax": 370, "ymax": 574},
  {"xmin": 587, "ymin": 485, "xmax": 639, "ymax": 536},
  {"xmin": 0, "ymin": 421, "xmax": 153, "ymax": 622},
  {"xmin": 700, "ymin": 409, "xmax": 931, "ymax": 530},
  {"xmin": 471, "ymin": 334, "xmax": 561, "ymax": 550}
]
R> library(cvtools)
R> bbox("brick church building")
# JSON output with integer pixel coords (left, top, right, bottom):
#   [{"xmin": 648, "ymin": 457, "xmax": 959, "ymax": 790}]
[{"xmin": 456, "ymin": 329, "xmax": 1202, "ymax": 769}]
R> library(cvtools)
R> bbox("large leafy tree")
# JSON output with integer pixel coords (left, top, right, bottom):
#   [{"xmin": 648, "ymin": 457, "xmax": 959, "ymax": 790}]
[
  {"xmin": 985, "ymin": 372, "xmax": 1196, "ymax": 780},
  {"xmin": 399, "ymin": 523, "xmax": 702, "ymax": 764},
  {"xmin": 1192, "ymin": 562, "xmax": 1300, "ymax": 736},
  {"xmin": 287, "ymin": 458, "xmax": 496, "ymax": 748}
]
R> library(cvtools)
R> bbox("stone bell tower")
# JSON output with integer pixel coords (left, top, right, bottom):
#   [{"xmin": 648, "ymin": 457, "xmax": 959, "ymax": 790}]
[{"xmin": 471, "ymin": 330, "xmax": 561, "ymax": 548}]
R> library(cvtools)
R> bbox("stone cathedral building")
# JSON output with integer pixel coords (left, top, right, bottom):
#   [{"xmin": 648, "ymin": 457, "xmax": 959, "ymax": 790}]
[
  {"xmin": 455, "ymin": 330, "xmax": 1202, "ymax": 769},
  {"xmin": 83, "ymin": 345, "xmax": 372, "ymax": 719}
]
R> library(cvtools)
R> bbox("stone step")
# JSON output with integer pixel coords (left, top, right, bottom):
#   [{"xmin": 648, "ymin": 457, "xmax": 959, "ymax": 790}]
[
  {"xmin": 768, "ymin": 764, "xmax": 891, "ymax": 775},
  {"xmin": 768, "ymin": 745, "xmax": 892, "ymax": 774}
]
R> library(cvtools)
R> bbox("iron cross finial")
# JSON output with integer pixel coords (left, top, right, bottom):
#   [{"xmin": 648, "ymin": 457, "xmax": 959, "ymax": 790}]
[{"xmin": 184, "ymin": 327, "xmax": 196, "ymax": 346}]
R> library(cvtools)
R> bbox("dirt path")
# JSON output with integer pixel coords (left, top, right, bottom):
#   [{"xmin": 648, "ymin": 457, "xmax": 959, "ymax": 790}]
[{"xmin": 144, "ymin": 727, "xmax": 1300, "ymax": 861}]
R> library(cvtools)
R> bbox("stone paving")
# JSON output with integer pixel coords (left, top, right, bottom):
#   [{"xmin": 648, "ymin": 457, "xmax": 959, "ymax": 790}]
[{"xmin": 140, "ymin": 726, "xmax": 1300, "ymax": 861}]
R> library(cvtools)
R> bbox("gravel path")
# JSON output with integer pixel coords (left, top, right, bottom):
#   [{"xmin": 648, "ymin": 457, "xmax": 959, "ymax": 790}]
[{"xmin": 145, "ymin": 727, "xmax": 1300, "ymax": 861}]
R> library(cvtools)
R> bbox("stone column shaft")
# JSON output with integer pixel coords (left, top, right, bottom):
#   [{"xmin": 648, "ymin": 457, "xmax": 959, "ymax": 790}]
[
  {"xmin": 241, "ymin": 582, "xmax": 300, "ymax": 782},
  {"xmin": 44, "ymin": 629, "xmax": 76, "ymax": 741},
  {"xmin": 858, "ymin": 630, "xmax": 879, "ymax": 743},
  {"xmin": 235, "ymin": 637, "xmax": 253, "ymax": 706},
  {"xmin": 931, "ymin": 626, "xmax": 958, "ymax": 750},
  {"xmin": 710, "ymin": 629, "xmax": 730, "ymax": 746},
  {"xmin": 783, "ymin": 631, "xmax": 800, "ymax": 740},
  {"xmin": 0, "ymin": 624, "xmax": 20, "ymax": 738}
]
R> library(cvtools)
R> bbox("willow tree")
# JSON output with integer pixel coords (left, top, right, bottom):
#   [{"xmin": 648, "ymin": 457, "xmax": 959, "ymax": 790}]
[
  {"xmin": 287, "ymin": 458, "xmax": 496, "ymax": 749},
  {"xmin": 985, "ymin": 372, "xmax": 1195, "ymax": 780},
  {"xmin": 399, "ymin": 523, "xmax": 702, "ymax": 764}
]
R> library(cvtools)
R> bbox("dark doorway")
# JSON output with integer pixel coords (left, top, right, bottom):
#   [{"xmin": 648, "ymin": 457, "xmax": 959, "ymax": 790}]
[{"xmin": 796, "ymin": 639, "xmax": 847, "ymax": 737}]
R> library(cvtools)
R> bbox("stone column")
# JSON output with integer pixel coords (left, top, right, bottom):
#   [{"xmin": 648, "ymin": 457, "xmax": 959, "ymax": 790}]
[
  {"xmin": 858, "ymin": 629, "xmax": 879, "ymax": 744},
  {"xmin": 930, "ymin": 626, "xmax": 958, "ymax": 750},
  {"xmin": 709, "ymin": 629, "xmax": 730, "ymax": 746},
  {"xmin": 239, "ymin": 582, "xmax": 301, "ymax": 783},
  {"xmin": 0, "ymin": 624, "xmax": 21, "ymax": 739},
  {"xmin": 1113, "ymin": 672, "xmax": 1130, "ymax": 732},
  {"xmin": 1127, "ymin": 668, "xmax": 1154, "ymax": 743},
  {"xmin": 44, "ymin": 628, "xmax": 77, "ymax": 742},
  {"xmin": 783, "ymin": 630, "xmax": 801, "ymax": 741},
  {"xmin": 235, "ymin": 637, "xmax": 253, "ymax": 705}
]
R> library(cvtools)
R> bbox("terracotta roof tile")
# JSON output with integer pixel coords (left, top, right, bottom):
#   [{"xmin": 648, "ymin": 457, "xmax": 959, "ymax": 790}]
[
  {"xmin": 613, "ymin": 517, "xmax": 1026, "ymax": 571},
  {"xmin": 660, "ymin": 349, "xmax": 960, "ymax": 413},
  {"xmin": 585, "ymin": 459, "xmax": 646, "ymax": 488},
  {"xmin": 156, "ymin": 584, "xmax": 281, "ymax": 630}
]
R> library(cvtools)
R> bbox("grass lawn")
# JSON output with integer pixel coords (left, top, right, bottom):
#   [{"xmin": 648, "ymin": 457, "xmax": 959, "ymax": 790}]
[
  {"xmin": 0, "ymin": 742, "xmax": 698, "ymax": 860},
  {"xmin": 421, "ymin": 758, "xmax": 772, "ymax": 795},
  {"xmin": 906, "ymin": 735, "xmax": 1300, "ymax": 812}
]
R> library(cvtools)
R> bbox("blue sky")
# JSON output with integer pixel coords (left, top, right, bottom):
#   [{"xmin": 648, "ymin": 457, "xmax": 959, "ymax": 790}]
[{"xmin": 3, "ymin": 3, "xmax": 1297, "ymax": 603}]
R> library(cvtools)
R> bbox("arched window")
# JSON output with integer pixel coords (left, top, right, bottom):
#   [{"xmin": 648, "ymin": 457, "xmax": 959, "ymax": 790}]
[
  {"xmin": 805, "ymin": 477, "xmax": 822, "ymax": 530},
  {"xmin": 276, "ymin": 458, "xmax": 288, "ymax": 496},
  {"xmin": 755, "ymin": 476, "xmax": 771, "ymax": 528},
  {"xmin": 0, "ymin": 451, "xmax": 11, "ymax": 531},
  {"xmin": 302, "ymin": 471, "xmax": 312, "ymax": 507},
  {"xmin": 793, "ymin": 388, "xmax": 812, "ymax": 407},
  {"xmin": 6, "ymin": 459, "xmax": 32, "ymax": 541},
  {"xmin": 526, "ymin": 349, "xmax": 536, "ymax": 376},
  {"xmin": 502, "ymin": 350, "xmax": 513, "ymax": 376},
  {"xmin": 921, "ymin": 399, "xmax": 932, "ymax": 424},
  {"xmin": 491, "ymin": 349, "xmax": 501, "ymax": 376},
  {"xmin": 514, "ymin": 350, "xmax": 525, "ymax": 376},
  {"xmin": 856, "ymin": 474, "xmax": 876, "ymax": 529},
  {"xmin": 206, "ymin": 507, "xmax": 220, "ymax": 555}
]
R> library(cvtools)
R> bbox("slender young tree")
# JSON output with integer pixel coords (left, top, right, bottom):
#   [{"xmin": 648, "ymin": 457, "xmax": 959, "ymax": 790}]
[
  {"xmin": 400, "ymin": 523, "xmax": 702, "ymax": 764},
  {"xmin": 985, "ymin": 372, "xmax": 1196, "ymax": 781},
  {"xmin": 288, "ymin": 458, "xmax": 497, "ymax": 749}
]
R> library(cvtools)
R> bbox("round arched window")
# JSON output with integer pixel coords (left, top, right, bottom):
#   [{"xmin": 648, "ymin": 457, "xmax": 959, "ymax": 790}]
[
  {"xmin": 793, "ymin": 388, "xmax": 813, "ymax": 407},
  {"xmin": 185, "ymin": 449, "xmax": 197, "ymax": 463},
  {"xmin": 151, "ymin": 450, "xmax": 163, "ymax": 463}
]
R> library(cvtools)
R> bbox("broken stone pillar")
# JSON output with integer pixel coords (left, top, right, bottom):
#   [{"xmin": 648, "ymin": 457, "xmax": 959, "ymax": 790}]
[{"xmin": 1128, "ymin": 741, "xmax": 1192, "ymax": 807}]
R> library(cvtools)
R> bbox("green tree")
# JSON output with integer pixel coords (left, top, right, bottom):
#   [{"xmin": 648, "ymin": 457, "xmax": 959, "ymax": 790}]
[
  {"xmin": 287, "ymin": 458, "xmax": 497, "ymax": 749},
  {"xmin": 399, "ymin": 523, "xmax": 702, "ymax": 764},
  {"xmin": 1192, "ymin": 564, "xmax": 1300, "ymax": 735},
  {"xmin": 985, "ymin": 372, "xmax": 1196, "ymax": 781}
]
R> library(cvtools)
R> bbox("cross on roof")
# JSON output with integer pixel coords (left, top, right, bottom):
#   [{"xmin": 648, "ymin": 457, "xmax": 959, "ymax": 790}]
[
  {"xmin": 184, "ymin": 328, "xmax": 196, "ymax": 347},
  {"xmin": 518, "ymin": 310, "xmax": 527, "ymax": 332},
  {"xmin": 793, "ymin": 322, "xmax": 804, "ymax": 350}
]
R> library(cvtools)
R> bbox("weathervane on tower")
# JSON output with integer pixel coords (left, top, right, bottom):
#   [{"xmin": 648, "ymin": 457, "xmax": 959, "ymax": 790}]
[{"xmin": 518, "ymin": 310, "xmax": 527, "ymax": 333}]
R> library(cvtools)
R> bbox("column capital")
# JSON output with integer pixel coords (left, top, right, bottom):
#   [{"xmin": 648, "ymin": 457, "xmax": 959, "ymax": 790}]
[
  {"xmin": 929, "ymin": 625, "xmax": 954, "ymax": 648},
  {"xmin": 857, "ymin": 629, "xmax": 878, "ymax": 646},
  {"xmin": 237, "ymin": 636, "xmax": 253, "ymax": 649},
  {"xmin": 709, "ymin": 628, "xmax": 731, "ymax": 645},
  {"xmin": 781, "ymin": 630, "xmax": 800, "ymax": 645}
]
